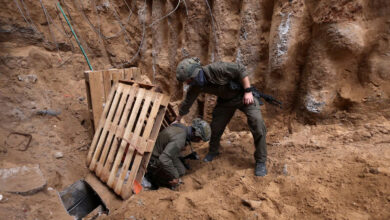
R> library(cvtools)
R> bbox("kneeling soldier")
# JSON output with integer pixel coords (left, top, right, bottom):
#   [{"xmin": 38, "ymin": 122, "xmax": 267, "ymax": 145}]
[{"xmin": 145, "ymin": 118, "xmax": 210, "ymax": 189}]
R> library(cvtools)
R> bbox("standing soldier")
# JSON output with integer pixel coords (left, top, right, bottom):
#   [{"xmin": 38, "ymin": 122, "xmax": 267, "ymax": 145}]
[
  {"xmin": 146, "ymin": 118, "xmax": 211, "ymax": 189},
  {"xmin": 175, "ymin": 58, "xmax": 268, "ymax": 176}
]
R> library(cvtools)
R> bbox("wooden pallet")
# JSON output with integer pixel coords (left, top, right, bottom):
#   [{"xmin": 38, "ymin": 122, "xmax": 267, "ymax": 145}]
[
  {"xmin": 84, "ymin": 68, "xmax": 176, "ymax": 131},
  {"xmin": 87, "ymin": 81, "xmax": 170, "ymax": 199},
  {"xmin": 84, "ymin": 68, "xmax": 142, "ymax": 131}
]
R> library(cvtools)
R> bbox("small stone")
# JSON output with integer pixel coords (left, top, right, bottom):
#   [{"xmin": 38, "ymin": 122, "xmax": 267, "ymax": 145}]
[
  {"xmin": 26, "ymin": 74, "xmax": 37, "ymax": 83},
  {"xmin": 47, "ymin": 187, "xmax": 54, "ymax": 191},
  {"xmin": 369, "ymin": 167, "xmax": 379, "ymax": 174},
  {"xmin": 283, "ymin": 164, "xmax": 288, "ymax": 175},
  {"xmin": 54, "ymin": 152, "xmax": 63, "ymax": 159},
  {"xmin": 78, "ymin": 97, "xmax": 85, "ymax": 101},
  {"xmin": 242, "ymin": 199, "xmax": 262, "ymax": 210},
  {"xmin": 78, "ymin": 145, "xmax": 89, "ymax": 151},
  {"xmin": 0, "ymin": 194, "xmax": 3, "ymax": 201}
]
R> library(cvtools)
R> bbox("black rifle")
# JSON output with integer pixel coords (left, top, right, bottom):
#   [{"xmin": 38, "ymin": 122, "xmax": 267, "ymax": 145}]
[{"xmin": 229, "ymin": 81, "xmax": 283, "ymax": 108}]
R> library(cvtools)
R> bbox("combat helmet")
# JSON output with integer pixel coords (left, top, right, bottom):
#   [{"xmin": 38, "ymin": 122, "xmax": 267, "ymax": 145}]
[
  {"xmin": 176, "ymin": 57, "xmax": 202, "ymax": 82},
  {"xmin": 192, "ymin": 118, "xmax": 211, "ymax": 142}
]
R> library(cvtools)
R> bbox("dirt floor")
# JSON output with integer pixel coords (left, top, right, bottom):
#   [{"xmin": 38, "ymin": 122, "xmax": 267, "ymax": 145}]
[{"xmin": 1, "ymin": 0, "xmax": 390, "ymax": 219}]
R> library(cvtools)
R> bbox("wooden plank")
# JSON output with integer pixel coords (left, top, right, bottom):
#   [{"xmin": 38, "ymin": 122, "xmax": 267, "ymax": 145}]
[
  {"xmin": 120, "ymin": 140, "xmax": 151, "ymax": 199},
  {"xmin": 134, "ymin": 95, "xmax": 170, "ymax": 185},
  {"xmin": 120, "ymin": 93, "xmax": 164, "ymax": 198},
  {"xmin": 89, "ymin": 84, "xmax": 124, "ymax": 171},
  {"xmin": 123, "ymin": 68, "xmax": 133, "ymax": 81},
  {"xmin": 134, "ymin": 141, "xmax": 154, "ymax": 187},
  {"xmin": 103, "ymin": 70, "xmax": 112, "ymax": 101},
  {"xmin": 95, "ymin": 85, "xmax": 131, "ymax": 176},
  {"xmin": 131, "ymin": 67, "xmax": 140, "ymax": 81},
  {"xmin": 111, "ymin": 69, "xmax": 124, "ymax": 85},
  {"xmin": 100, "ymin": 86, "xmax": 138, "ymax": 182},
  {"xmin": 107, "ymin": 88, "xmax": 146, "ymax": 188},
  {"xmin": 89, "ymin": 71, "xmax": 105, "ymax": 130},
  {"xmin": 114, "ymin": 90, "xmax": 155, "ymax": 195},
  {"xmin": 87, "ymin": 83, "xmax": 119, "ymax": 165},
  {"xmin": 150, "ymin": 95, "xmax": 170, "ymax": 141}
]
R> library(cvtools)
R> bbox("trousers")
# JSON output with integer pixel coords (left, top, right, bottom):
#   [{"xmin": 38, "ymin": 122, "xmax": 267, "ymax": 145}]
[{"xmin": 209, "ymin": 96, "xmax": 267, "ymax": 163}]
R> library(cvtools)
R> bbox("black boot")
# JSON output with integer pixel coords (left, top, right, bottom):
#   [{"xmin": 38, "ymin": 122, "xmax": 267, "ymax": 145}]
[
  {"xmin": 203, "ymin": 152, "xmax": 219, "ymax": 162},
  {"xmin": 255, "ymin": 162, "xmax": 267, "ymax": 176}
]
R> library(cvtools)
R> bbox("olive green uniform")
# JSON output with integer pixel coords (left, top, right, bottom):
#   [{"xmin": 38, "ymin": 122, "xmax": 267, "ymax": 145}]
[
  {"xmin": 151, "ymin": 124, "xmax": 187, "ymax": 179},
  {"xmin": 179, "ymin": 62, "xmax": 267, "ymax": 163}
]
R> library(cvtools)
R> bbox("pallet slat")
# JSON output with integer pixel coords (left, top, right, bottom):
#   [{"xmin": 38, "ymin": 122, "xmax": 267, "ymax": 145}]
[
  {"xmin": 114, "ymin": 90, "xmax": 155, "ymax": 194},
  {"xmin": 106, "ymin": 88, "xmax": 146, "ymax": 188},
  {"xmin": 100, "ymin": 86, "xmax": 139, "ymax": 182},
  {"xmin": 85, "ymin": 68, "xmax": 175, "ymax": 132},
  {"xmin": 95, "ymin": 85, "xmax": 131, "ymax": 176},
  {"xmin": 89, "ymin": 84, "xmax": 124, "ymax": 170},
  {"xmin": 88, "ymin": 71, "xmax": 105, "ymax": 130},
  {"xmin": 87, "ymin": 83, "xmax": 118, "ymax": 165}
]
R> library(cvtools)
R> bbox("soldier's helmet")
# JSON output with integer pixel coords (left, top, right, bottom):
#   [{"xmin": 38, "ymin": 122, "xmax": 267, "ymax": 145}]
[
  {"xmin": 176, "ymin": 57, "xmax": 202, "ymax": 82},
  {"xmin": 192, "ymin": 118, "xmax": 211, "ymax": 142}
]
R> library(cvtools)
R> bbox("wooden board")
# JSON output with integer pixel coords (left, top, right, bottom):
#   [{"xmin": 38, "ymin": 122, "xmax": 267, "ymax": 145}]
[
  {"xmin": 84, "ymin": 68, "xmax": 161, "ymax": 131},
  {"xmin": 87, "ymin": 82, "xmax": 170, "ymax": 199}
]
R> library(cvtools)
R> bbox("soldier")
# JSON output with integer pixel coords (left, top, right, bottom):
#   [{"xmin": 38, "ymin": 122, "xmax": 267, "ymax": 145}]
[
  {"xmin": 175, "ymin": 58, "xmax": 268, "ymax": 177},
  {"xmin": 145, "ymin": 118, "xmax": 211, "ymax": 189}
]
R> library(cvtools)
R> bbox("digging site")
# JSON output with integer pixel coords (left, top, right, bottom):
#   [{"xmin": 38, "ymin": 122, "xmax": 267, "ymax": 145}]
[{"xmin": 1, "ymin": 0, "xmax": 390, "ymax": 219}]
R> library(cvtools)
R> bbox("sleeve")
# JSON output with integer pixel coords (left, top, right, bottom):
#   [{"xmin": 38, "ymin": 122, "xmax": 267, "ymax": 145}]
[
  {"xmin": 178, "ymin": 86, "xmax": 201, "ymax": 116},
  {"xmin": 225, "ymin": 62, "xmax": 248, "ymax": 80},
  {"xmin": 158, "ymin": 133, "xmax": 187, "ymax": 179}
]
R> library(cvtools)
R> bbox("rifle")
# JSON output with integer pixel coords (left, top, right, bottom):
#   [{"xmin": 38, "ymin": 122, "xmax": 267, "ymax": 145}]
[{"xmin": 229, "ymin": 81, "xmax": 283, "ymax": 108}]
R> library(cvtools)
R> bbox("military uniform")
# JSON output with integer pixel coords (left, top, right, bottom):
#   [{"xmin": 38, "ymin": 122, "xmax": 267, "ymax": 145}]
[
  {"xmin": 149, "ymin": 124, "xmax": 188, "ymax": 180},
  {"xmin": 179, "ymin": 62, "xmax": 267, "ymax": 163}
]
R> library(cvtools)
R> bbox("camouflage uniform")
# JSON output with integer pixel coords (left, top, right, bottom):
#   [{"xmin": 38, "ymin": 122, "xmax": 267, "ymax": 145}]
[{"xmin": 179, "ymin": 62, "xmax": 267, "ymax": 163}]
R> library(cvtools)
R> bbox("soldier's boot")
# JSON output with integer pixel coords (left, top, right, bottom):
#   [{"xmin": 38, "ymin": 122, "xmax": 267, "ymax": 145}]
[
  {"xmin": 255, "ymin": 162, "xmax": 267, "ymax": 177},
  {"xmin": 203, "ymin": 152, "xmax": 220, "ymax": 162}
]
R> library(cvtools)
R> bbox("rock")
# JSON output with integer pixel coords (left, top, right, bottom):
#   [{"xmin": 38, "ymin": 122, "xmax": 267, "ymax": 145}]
[
  {"xmin": 304, "ymin": 94, "xmax": 326, "ymax": 114},
  {"xmin": 283, "ymin": 164, "xmax": 288, "ymax": 176},
  {"xmin": 325, "ymin": 22, "xmax": 365, "ymax": 54},
  {"xmin": 0, "ymin": 165, "xmax": 46, "ymax": 195},
  {"xmin": 137, "ymin": 199, "xmax": 144, "ymax": 206},
  {"xmin": 26, "ymin": 74, "xmax": 38, "ymax": 83},
  {"xmin": 54, "ymin": 152, "xmax": 64, "ymax": 159},
  {"xmin": 10, "ymin": 108, "xmax": 26, "ymax": 120},
  {"xmin": 78, "ymin": 145, "xmax": 89, "ymax": 151},
  {"xmin": 377, "ymin": 167, "xmax": 390, "ymax": 176},
  {"xmin": 17, "ymin": 74, "xmax": 38, "ymax": 83},
  {"xmin": 242, "ymin": 199, "xmax": 262, "ymax": 210}
]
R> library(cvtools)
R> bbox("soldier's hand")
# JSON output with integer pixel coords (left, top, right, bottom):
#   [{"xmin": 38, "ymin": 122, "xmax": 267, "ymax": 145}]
[
  {"xmin": 172, "ymin": 116, "xmax": 182, "ymax": 124},
  {"xmin": 169, "ymin": 178, "xmax": 180, "ymax": 186},
  {"xmin": 243, "ymin": 92, "xmax": 254, "ymax": 105}
]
